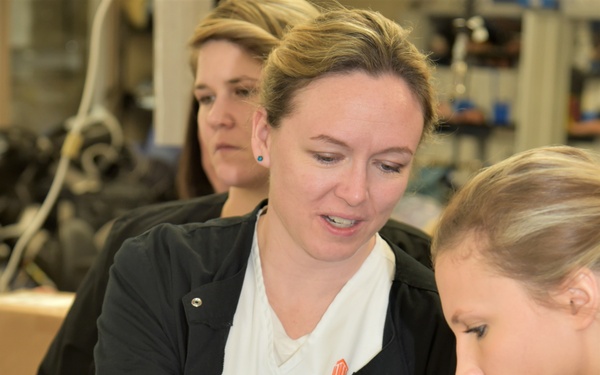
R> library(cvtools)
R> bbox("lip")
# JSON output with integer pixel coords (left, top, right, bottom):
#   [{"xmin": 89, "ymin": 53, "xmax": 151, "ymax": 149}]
[
  {"xmin": 323, "ymin": 212, "xmax": 364, "ymax": 222},
  {"xmin": 214, "ymin": 142, "xmax": 239, "ymax": 152},
  {"xmin": 319, "ymin": 213, "xmax": 366, "ymax": 237}
]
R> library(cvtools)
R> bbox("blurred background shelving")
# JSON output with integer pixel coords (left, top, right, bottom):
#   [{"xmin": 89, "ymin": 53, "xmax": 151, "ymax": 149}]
[{"xmin": 0, "ymin": 0, "xmax": 600, "ymax": 286}]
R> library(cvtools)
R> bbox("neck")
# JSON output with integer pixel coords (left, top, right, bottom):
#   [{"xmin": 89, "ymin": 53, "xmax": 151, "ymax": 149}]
[
  {"xmin": 586, "ymin": 320, "xmax": 600, "ymax": 374},
  {"xmin": 220, "ymin": 185, "xmax": 268, "ymax": 218},
  {"xmin": 257, "ymin": 210, "xmax": 370, "ymax": 288},
  {"xmin": 256, "ymin": 211, "xmax": 373, "ymax": 338}
]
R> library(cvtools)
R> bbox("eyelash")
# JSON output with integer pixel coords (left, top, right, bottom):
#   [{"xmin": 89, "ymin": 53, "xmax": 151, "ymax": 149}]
[
  {"xmin": 313, "ymin": 154, "xmax": 403, "ymax": 174},
  {"xmin": 235, "ymin": 87, "xmax": 254, "ymax": 98},
  {"xmin": 464, "ymin": 325, "xmax": 487, "ymax": 339},
  {"xmin": 196, "ymin": 86, "xmax": 255, "ymax": 106},
  {"xmin": 379, "ymin": 162, "xmax": 402, "ymax": 174},
  {"xmin": 314, "ymin": 153, "xmax": 339, "ymax": 165},
  {"xmin": 198, "ymin": 95, "xmax": 215, "ymax": 105}
]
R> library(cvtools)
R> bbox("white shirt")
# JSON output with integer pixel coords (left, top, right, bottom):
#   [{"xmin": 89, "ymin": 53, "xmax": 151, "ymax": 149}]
[{"xmin": 222, "ymin": 218, "xmax": 395, "ymax": 375}]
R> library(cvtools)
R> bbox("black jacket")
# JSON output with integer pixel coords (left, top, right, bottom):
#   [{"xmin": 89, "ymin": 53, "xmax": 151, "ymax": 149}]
[
  {"xmin": 39, "ymin": 193, "xmax": 439, "ymax": 375},
  {"xmin": 95, "ymin": 200, "xmax": 455, "ymax": 374}
]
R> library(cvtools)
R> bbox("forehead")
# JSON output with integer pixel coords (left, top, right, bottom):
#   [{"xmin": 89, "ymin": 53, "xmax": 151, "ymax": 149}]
[
  {"xmin": 435, "ymin": 234, "xmax": 494, "ymax": 292},
  {"xmin": 436, "ymin": 250, "xmax": 551, "ymax": 327},
  {"xmin": 434, "ymin": 234, "xmax": 526, "ymax": 315},
  {"xmin": 279, "ymin": 71, "xmax": 424, "ymax": 149},
  {"xmin": 435, "ymin": 232, "xmax": 488, "ymax": 279},
  {"xmin": 195, "ymin": 40, "xmax": 261, "ymax": 81},
  {"xmin": 295, "ymin": 71, "xmax": 420, "ymax": 112}
]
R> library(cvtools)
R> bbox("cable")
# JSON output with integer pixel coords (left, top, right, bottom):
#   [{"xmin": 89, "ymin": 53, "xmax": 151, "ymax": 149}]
[
  {"xmin": 0, "ymin": 0, "xmax": 116, "ymax": 293},
  {"xmin": 70, "ymin": 107, "xmax": 124, "ymax": 179}
]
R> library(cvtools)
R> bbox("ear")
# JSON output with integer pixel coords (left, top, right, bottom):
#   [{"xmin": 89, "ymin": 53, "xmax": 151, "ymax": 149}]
[
  {"xmin": 251, "ymin": 106, "xmax": 272, "ymax": 168},
  {"xmin": 555, "ymin": 268, "xmax": 600, "ymax": 330}
]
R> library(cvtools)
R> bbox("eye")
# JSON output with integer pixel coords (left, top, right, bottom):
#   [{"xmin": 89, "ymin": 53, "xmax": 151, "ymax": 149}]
[
  {"xmin": 198, "ymin": 95, "xmax": 215, "ymax": 105},
  {"xmin": 377, "ymin": 161, "xmax": 403, "ymax": 174},
  {"xmin": 235, "ymin": 87, "xmax": 256, "ymax": 98},
  {"xmin": 464, "ymin": 324, "xmax": 487, "ymax": 339},
  {"xmin": 313, "ymin": 153, "xmax": 341, "ymax": 165}
]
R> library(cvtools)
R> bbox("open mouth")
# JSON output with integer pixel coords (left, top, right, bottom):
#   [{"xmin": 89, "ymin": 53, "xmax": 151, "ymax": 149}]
[{"xmin": 324, "ymin": 215, "xmax": 356, "ymax": 228}]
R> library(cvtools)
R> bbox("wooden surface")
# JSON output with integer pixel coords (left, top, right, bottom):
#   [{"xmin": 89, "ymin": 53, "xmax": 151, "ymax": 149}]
[{"xmin": 0, "ymin": 291, "xmax": 75, "ymax": 375}]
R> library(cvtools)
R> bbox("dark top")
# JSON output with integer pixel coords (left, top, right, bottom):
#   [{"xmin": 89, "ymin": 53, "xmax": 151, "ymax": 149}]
[
  {"xmin": 38, "ymin": 194, "xmax": 436, "ymax": 375},
  {"xmin": 95, "ymin": 200, "xmax": 455, "ymax": 374}
]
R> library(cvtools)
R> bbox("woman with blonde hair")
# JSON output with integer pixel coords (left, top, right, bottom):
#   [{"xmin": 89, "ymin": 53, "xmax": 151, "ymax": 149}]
[
  {"xmin": 95, "ymin": 7, "xmax": 456, "ymax": 374},
  {"xmin": 433, "ymin": 145, "xmax": 600, "ymax": 374}
]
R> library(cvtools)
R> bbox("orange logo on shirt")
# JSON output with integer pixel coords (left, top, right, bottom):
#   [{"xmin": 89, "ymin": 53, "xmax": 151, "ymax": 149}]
[{"xmin": 331, "ymin": 359, "xmax": 348, "ymax": 375}]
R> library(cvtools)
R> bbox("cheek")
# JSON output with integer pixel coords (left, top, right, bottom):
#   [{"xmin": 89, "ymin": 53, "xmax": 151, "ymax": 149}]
[
  {"xmin": 476, "ymin": 320, "xmax": 543, "ymax": 373},
  {"xmin": 269, "ymin": 151, "xmax": 330, "ymax": 197},
  {"xmin": 197, "ymin": 110, "xmax": 210, "ymax": 137},
  {"xmin": 238, "ymin": 118, "xmax": 253, "ymax": 142},
  {"xmin": 197, "ymin": 121, "xmax": 206, "ymax": 146},
  {"xmin": 455, "ymin": 334, "xmax": 514, "ymax": 374},
  {"xmin": 486, "ymin": 343, "xmax": 536, "ymax": 374},
  {"xmin": 372, "ymin": 175, "xmax": 410, "ymax": 211},
  {"xmin": 236, "ymin": 102, "xmax": 256, "ymax": 129}
]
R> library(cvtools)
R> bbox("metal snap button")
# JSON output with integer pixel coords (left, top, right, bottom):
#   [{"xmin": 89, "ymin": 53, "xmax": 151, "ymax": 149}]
[{"xmin": 191, "ymin": 297, "xmax": 202, "ymax": 307}]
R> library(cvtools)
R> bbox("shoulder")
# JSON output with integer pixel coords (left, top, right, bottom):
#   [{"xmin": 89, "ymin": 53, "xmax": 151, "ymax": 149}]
[
  {"xmin": 118, "ymin": 211, "xmax": 254, "ymax": 263},
  {"xmin": 112, "ymin": 193, "xmax": 228, "ymax": 232},
  {"xmin": 388, "ymin": 242, "xmax": 454, "ymax": 342},
  {"xmin": 386, "ymin": 243, "xmax": 456, "ymax": 373},
  {"xmin": 380, "ymin": 218, "xmax": 432, "ymax": 269},
  {"xmin": 113, "ymin": 205, "xmax": 260, "ymax": 284},
  {"xmin": 104, "ymin": 193, "xmax": 228, "ymax": 255},
  {"xmin": 388, "ymin": 242, "xmax": 437, "ymax": 293},
  {"xmin": 88, "ymin": 194, "xmax": 228, "ymax": 305}
]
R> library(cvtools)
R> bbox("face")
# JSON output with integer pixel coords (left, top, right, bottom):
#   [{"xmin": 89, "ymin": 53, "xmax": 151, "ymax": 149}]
[
  {"xmin": 435, "ymin": 235, "xmax": 583, "ymax": 375},
  {"xmin": 194, "ymin": 40, "xmax": 269, "ymax": 189},
  {"xmin": 253, "ymin": 71, "xmax": 423, "ymax": 264}
]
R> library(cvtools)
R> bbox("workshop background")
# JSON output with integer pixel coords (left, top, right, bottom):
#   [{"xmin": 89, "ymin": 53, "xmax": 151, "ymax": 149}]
[{"xmin": 0, "ymin": 0, "xmax": 599, "ymax": 373}]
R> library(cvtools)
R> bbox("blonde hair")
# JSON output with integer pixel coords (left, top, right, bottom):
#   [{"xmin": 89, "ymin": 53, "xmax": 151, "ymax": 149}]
[
  {"xmin": 260, "ymin": 7, "xmax": 438, "ymax": 142},
  {"xmin": 432, "ymin": 145, "xmax": 600, "ymax": 303},
  {"xmin": 188, "ymin": 0, "xmax": 320, "ymax": 72}
]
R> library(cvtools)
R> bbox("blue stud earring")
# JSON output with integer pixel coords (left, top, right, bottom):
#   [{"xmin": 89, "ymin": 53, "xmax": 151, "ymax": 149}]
[{"xmin": 257, "ymin": 156, "xmax": 263, "ymax": 162}]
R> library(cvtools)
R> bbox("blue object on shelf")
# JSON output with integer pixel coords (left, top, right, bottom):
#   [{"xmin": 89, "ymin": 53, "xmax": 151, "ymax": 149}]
[
  {"xmin": 581, "ymin": 111, "xmax": 599, "ymax": 122},
  {"xmin": 452, "ymin": 98, "xmax": 475, "ymax": 113},
  {"xmin": 517, "ymin": 0, "xmax": 558, "ymax": 8},
  {"xmin": 493, "ymin": 101, "xmax": 511, "ymax": 126}
]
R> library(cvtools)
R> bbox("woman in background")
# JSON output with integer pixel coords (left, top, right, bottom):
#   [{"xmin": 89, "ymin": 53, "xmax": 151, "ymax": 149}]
[
  {"xmin": 433, "ymin": 145, "xmax": 600, "ymax": 374},
  {"xmin": 95, "ymin": 7, "xmax": 455, "ymax": 374}
]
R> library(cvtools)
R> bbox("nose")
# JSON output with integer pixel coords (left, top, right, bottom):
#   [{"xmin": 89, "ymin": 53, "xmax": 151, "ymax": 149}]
[
  {"xmin": 334, "ymin": 163, "xmax": 368, "ymax": 207},
  {"xmin": 455, "ymin": 342, "xmax": 484, "ymax": 375},
  {"xmin": 206, "ymin": 96, "xmax": 234, "ymax": 129}
]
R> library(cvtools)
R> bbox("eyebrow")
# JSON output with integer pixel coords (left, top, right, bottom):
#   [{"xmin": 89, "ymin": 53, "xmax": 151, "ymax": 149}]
[
  {"xmin": 194, "ymin": 76, "xmax": 259, "ymax": 91},
  {"xmin": 451, "ymin": 313, "xmax": 461, "ymax": 325},
  {"xmin": 309, "ymin": 134, "xmax": 414, "ymax": 156},
  {"xmin": 450, "ymin": 309, "xmax": 472, "ymax": 326}
]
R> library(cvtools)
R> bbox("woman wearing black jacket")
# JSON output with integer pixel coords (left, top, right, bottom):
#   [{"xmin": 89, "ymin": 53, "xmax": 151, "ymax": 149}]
[{"xmin": 95, "ymin": 7, "xmax": 456, "ymax": 375}]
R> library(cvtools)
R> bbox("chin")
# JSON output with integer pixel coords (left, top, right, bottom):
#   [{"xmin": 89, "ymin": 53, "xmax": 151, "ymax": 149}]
[
  {"xmin": 309, "ymin": 242, "xmax": 368, "ymax": 263},
  {"xmin": 216, "ymin": 170, "xmax": 246, "ymax": 186}
]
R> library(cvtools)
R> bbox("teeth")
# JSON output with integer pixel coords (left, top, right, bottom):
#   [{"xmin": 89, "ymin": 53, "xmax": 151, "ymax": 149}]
[{"xmin": 326, "ymin": 216, "xmax": 356, "ymax": 228}]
